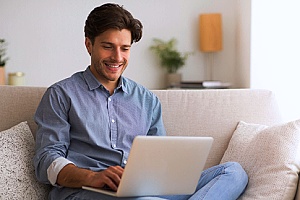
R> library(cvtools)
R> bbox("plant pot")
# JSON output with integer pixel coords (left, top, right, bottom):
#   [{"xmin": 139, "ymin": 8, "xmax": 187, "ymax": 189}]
[
  {"xmin": 166, "ymin": 73, "xmax": 182, "ymax": 88},
  {"xmin": 0, "ymin": 67, "xmax": 5, "ymax": 85}
]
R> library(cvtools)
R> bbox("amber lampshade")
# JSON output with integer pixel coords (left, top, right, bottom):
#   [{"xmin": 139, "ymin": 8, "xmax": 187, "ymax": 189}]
[
  {"xmin": 199, "ymin": 13, "xmax": 223, "ymax": 80},
  {"xmin": 199, "ymin": 13, "xmax": 222, "ymax": 52}
]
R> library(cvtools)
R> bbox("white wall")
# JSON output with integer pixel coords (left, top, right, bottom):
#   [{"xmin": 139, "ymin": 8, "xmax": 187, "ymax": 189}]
[
  {"xmin": 235, "ymin": 0, "xmax": 251, "ymax": 88},
  {"xmin": 251, "ymin": 0, "xmax": 300, "ymax": 121},
  {"xmin": 2, "ymin": 1, "xmax": 297, "ymax": 121},
  {"xmin": 0, "ymin": 0, "xmax": 239, "ymax": 89}
]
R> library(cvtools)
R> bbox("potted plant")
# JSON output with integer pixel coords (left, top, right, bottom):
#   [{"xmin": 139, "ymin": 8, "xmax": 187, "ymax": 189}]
[
  {"xmin": 0, "ymin": 39, "xmax": 9, "ymax": 85},
  {"xmin": 150, "ymin": 38, "xmax": 191, "ymax": 87}
]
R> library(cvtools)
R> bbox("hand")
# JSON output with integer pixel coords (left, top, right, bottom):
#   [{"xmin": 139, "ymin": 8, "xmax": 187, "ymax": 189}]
[
  {"xmin": 57, "ymin": 164, "xmax": 124, "ymax": 191},
  {"xmin": 89, "ymin": 166, "xmax": 124, "ymax": 191}
]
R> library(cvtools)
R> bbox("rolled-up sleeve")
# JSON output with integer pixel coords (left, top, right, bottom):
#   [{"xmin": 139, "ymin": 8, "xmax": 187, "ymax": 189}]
[
  {"xmin": 33, "ymin": 87, "xmax": 71, "ymax": 184},
  {"xmin": 47, "ymin": 157, "xmax": 74, "ymax": 185}
]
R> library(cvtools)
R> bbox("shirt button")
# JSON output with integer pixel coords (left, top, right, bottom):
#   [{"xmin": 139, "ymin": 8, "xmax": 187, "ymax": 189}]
[
  {"xmin": 108, "ymin": 97, "xmax": 112, "ymax": 101},
  {"xmin": 124, "ymin": 160, "xmax": 127, "ymax": 164},
  {"xmin": 111, "ymin": 119, "xmax": 115, "ymax": 123},
  {"xmin": 112, "ymin": 144, "xmax": 116, "ymax": 148}
]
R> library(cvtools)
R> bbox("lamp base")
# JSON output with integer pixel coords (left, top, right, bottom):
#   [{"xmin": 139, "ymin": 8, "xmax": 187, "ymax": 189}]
[{"xmin": 205, "ymin": 52, "xmax": 215, "ymax": 81}]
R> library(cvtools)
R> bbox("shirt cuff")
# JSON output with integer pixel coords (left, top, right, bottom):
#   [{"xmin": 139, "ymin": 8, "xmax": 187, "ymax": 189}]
[{"xmin": 47, "ymin": 157, "xmax": 74, "ymax": 186}]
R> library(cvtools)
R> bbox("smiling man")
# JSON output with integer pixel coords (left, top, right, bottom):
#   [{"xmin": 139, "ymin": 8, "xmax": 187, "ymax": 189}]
[
  {"xmin": 33, "ymin": 4, "xmax": 166, "ymax": 199},
  {"xmin": 86, "ymin": 28, "xmax": 132, "ymax": 94},
  {"xmin": 33, "ymin": 3, "xmax": 248, "ymax": 200}
]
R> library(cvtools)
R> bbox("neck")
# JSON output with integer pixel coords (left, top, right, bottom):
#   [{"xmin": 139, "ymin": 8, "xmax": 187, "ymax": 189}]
[
  {"xmin": 104, "ymin": 83, "xmax": 116, "ymax": 95},
  {"xmin": 102, "ymin": 79, "xmax": 120, "ymax": 95}
]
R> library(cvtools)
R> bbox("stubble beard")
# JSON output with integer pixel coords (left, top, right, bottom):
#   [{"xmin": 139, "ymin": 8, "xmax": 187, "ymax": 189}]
[{"xmin": 94, "ymin": 59, "xmax": 128, "ymax": 82}]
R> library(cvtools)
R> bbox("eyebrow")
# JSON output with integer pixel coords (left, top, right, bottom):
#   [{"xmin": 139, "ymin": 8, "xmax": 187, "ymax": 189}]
[{"xmin": 101, "ymin": 42, "xmax": 131, "ymax": 48}]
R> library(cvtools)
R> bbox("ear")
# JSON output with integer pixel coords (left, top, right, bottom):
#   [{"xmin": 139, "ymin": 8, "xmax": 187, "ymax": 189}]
[{"xmin": 85, "ymin": 37, "xmax": 92, "ymax": 56}]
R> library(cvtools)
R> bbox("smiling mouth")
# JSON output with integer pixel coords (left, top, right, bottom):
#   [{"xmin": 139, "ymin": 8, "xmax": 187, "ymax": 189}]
[{"xmin": 105, "ymin": 63, "xmax": 123, "ymax": 68}]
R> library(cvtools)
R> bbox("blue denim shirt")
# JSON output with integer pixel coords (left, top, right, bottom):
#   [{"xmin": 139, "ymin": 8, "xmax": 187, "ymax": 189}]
[{"xmin": 33, "ymin": 67, "xmax": 166, "ymax": 184}]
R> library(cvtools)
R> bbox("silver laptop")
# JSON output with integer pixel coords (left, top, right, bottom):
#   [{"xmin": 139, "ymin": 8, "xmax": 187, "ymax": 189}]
[{"xmin": 82, "ymin": 136, "xmax": 213, "ymax": 197}]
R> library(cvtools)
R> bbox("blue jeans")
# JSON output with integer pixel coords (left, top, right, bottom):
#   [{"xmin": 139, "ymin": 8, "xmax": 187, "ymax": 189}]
[{"xmin": 60, "ymin": 162, "xmax": 248, "ymax": 200}]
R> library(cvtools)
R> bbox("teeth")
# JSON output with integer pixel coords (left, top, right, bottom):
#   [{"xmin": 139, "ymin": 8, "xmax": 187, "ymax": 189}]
[{"xmin": 107, "ymin": 64, "xmax": 120, "ymax": 68}]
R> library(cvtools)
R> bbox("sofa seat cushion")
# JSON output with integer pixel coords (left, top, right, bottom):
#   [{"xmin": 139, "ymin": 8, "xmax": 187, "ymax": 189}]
[
  {"xmin": 221, "ymin": 120, "xmax": 300, "ymax": 200},
  {"xmin": 0, "ymin": 122, "xmax": 49, "ymax": 199}
]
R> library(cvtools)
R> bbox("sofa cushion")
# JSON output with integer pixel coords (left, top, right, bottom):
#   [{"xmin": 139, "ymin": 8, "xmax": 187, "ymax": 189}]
[
  {"xmin": 153, "ymin": 89, "xmax": 282, "ymax": 169},
  {"xmin": 221, "ymin": 120, "xmax": 300, "ymax": 200},
  {"xmin": 0, "ymin": 121, "xmax": 49, "ymax": 199}
]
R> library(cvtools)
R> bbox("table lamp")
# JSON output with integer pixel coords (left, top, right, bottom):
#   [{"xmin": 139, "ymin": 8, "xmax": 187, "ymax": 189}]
[{"xmin": 199, "ymin": 13, "xmax": 223, "ymax": 80}]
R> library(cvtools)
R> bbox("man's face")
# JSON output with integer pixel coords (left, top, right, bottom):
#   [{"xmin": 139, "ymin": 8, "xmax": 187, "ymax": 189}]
[{"xmin": 85, "ymin": 29, "xmax": 131, "ymax": 85}]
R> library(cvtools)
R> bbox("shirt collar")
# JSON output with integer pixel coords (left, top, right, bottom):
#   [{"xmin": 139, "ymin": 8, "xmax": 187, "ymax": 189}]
[
  {"xmin": 120, "ymin": 77, "xmax": 129, "ymax": 94},
  {"xmin": 83, "ymin": 66, "xmax": 129, "ymax": 94}
]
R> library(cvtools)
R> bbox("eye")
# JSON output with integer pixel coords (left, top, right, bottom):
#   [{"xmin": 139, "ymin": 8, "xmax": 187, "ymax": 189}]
[
  {"xmin": 122, "ymin": 46, "xmax": 131, "ymax": 51},
  {"xmin": 103, "ymin": 45, "xmax": 113, "ymax": 50}
]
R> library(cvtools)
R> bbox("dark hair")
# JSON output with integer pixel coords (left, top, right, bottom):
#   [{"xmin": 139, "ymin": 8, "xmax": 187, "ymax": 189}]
[{"xmin": 84, "ymin": 3, "xmax": 143, "ymax": 44}]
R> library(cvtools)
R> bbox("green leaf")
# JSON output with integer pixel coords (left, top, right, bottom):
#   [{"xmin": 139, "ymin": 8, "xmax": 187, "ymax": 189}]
[{"xmin": 149, "ymin": 38, "xmax": 192, "ymax": 73}]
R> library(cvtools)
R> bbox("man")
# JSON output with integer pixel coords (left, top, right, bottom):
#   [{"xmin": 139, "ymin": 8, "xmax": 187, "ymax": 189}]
[{"xmin": 34, "ymin": 3, "xmax": 248, "ymax": 200}]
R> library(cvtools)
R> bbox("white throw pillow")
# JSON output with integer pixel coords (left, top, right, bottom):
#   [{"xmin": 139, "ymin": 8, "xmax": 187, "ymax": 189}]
[
  {"xmin": 221, "ymin": 120, "xmax": 300, "ymax": 200},
  {"xmin": 0, "ymin": 122, "xmax": 49, "ymax": 199}
]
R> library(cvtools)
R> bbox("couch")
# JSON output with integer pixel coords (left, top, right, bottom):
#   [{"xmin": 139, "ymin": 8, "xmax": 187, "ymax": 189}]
[{"xmin": 0, "ymin": 85, "xmax": 300, "ymax": 199}]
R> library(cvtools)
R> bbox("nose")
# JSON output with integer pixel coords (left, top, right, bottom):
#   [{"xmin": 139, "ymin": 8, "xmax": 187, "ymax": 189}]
[{"xmin": 112, "ymin": 48, "xmax": 122, "ymax": 62}]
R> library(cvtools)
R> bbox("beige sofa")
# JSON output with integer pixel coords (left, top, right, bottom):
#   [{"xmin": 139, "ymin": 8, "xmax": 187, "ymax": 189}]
[{"xmin": 0, "ymin": 85, "xmax": 300, "ymax": 200}]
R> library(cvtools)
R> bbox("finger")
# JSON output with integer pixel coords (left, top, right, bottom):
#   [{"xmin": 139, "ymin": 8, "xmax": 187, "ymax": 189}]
[
  {"xmin": 102, "ymin": 176, "xmax": 118, "ymax": 191},
  {"xmin": 110, "ymin": 166, "xmax": 124, "ymax": 177},
  {"xmin": 102, "ymin": 166, "xmax": 124, "ymax": 190}
]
